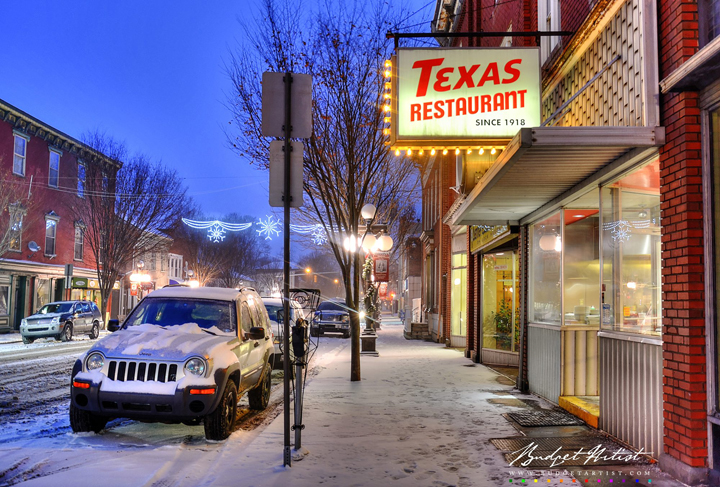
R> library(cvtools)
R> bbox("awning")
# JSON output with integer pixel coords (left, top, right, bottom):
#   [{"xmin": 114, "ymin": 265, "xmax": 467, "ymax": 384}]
[
  {"xmin": 449, "ymin": 126, "xmax": 665, "ymax": 226},
  {"xmin": 660, "ymin": 35, "xmax": 720, "ymax": 93}
]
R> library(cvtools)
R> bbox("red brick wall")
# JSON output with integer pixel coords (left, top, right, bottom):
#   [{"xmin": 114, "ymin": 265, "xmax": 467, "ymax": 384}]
[
  {"xmin": 0, "ymin": 120, "xmax": 98, "ymax": 270},
  {"xmin": 658, "ymin": 0, "xmax": 706, "ymax": 469}
]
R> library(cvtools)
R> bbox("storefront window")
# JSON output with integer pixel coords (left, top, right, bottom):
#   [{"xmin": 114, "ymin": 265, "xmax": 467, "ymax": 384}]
[
  {"xmin": 482, "ymin": 251, "xmax": 519, "ymax": 351},
  {"xmin": 450, "ymin": 253, "xmax": 467, "ymax": 337},
  {"xmin": 530, "ymin": 212, "xmax": 562, "ymax": 324},
  {"xmin": 35, "ymin": 278, "xmax": 51, "ymax": 312},
  {"xmin": 563, "ymin": 190, "xmax": 601, "ymax": 326},
  {"xmin": 601, "ymin": 159, "xmax": 661, "ymax": 336},
  {"xmin": 710, "ymin": 108, "xmax": 720, "ymax": 409},
  {"xmin": 0, "ymin": 285, "xmax": 9, "ymax": 315}
]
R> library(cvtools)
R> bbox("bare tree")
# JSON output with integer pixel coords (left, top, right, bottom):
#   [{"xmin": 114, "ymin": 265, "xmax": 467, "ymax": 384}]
[
  {"xmin": 227, "ymin": 0, "xmax": 419, "ymax": 381},
  {"xmin": 71, "ymin": 132, "xmax": 190, "ymax": 321},
  {"xmin": 0, "ymin": 163, "xmax": 35, "ymax": 257}
]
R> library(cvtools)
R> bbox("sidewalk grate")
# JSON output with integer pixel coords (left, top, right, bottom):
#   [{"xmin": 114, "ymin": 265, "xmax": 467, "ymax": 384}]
[
  {"xmin": 491, "ymin": 437, "xmax": 651, "ymax": 467},
  {"xmin": 506, "ymin": 409, "xmax": 585, "ymax": 426}
]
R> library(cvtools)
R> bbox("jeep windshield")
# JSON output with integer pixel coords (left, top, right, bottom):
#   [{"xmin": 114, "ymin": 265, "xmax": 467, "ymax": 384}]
[{"xmin": 124, "ymin": 298, "xmax": 237, "ymax": 333}]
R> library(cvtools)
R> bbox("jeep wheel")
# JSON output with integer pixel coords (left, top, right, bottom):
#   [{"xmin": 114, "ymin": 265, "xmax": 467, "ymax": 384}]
[
  {"xmin": 248, "ymin": 363, "xmax": 271, "ymax": 410},
  {"xmin": 22, "ymin": 336, "xmax": 34, "ymax": 344},
  {"xmin": 89, "ymin": 321, "xmax": 100, "ymax": 339},
  {"xmin": 69, "ymin": 402, "xmax": 108, "ymax": 433},
  {"xmin": 204, "ymin": 380, "xmax": 237, "ymax": 441},
  {"xmin": 310, "ymin": 328, "xmax": 319, "ymax": 338},
  {"xmin": 59, "ymin": 323, "xmax": 73, "ymax": 342},
  {"xmin": 343, "ymin": 331, "xmax": 350, "ymax": 339}
]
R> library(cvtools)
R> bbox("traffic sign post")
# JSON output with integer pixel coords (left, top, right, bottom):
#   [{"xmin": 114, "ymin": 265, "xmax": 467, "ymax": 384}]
[{"xmin": 262, "ymin": 71, "xmax": 312, "ymax": 467}]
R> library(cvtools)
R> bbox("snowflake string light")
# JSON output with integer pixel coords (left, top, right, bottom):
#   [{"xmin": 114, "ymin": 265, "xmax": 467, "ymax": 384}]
[
  {"xmin": 257, "ymin": 215, "xmax": 282, "ymax": 240},
  {"xmin": 182, "ymin": 218, "xmax": 252, "ymax": 242},
  {"xmin": 603, "ymin": 219, "xmax": 653, "ymax": 244},
  {"xmin": 311, "ymin": 227, "xmax": 328, "ymax": 245},
  {"xmin": 208, "ymin": 223, "xmax": 227, "ymax": 242}
]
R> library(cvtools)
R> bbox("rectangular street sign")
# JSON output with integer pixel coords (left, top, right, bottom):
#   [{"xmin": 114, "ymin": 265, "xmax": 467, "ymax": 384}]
[
  {"xmin": 269, "ymin": 140, "xmax": 304, "ymax": 208},
  {"xmin": 262, "ymin": 72, "xmax": 313, "ymax": 139}
]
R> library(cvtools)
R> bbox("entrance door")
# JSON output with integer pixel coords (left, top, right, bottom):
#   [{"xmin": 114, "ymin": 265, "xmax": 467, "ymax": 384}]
[
  {"xmin": 481, "ymin": 251, "xmax": 519, "ymax": 366},
  {"xmin": 13, "ymin": 276, "xmax": 27, "ymax": 330}
]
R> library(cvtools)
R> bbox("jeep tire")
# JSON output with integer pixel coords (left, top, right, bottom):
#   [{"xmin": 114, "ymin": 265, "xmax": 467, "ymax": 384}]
[
  {"xmin": 248, "ymin": 363, "xmax": 271, "ymax": 410},
  {"xmin": 204, "ymin": 380, "xmax": 237, "ymax": 441},
  {"xmin": 69, "ymin": 402, "xmax": 108, "ymax": 433},
  {"xmin": 22, "ymin": 336, "xmax": 34, "ymax": 344}
]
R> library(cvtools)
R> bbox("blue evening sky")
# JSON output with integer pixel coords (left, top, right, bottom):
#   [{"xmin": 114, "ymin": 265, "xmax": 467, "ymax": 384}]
[{"xmin": 0, "ymin": 0, "xmax": 434, "ymax": 255}]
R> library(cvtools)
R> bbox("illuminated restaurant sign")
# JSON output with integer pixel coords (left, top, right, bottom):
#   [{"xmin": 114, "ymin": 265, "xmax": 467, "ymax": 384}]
[{"xmin": 391, "ymin": 48, "xmax": 541, "ymax": 147}]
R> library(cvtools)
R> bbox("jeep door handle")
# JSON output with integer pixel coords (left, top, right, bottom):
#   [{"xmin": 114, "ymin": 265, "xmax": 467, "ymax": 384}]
[{"xmin": 254, "ymin": 341, "xmax": 259, "ymax": 348}]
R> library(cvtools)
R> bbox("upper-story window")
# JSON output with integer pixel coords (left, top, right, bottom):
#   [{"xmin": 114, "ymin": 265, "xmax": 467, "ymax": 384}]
[
  {"xmin": 77, "ymin": 162, "xmax": 86, "ymax": 197},
  {"xmin": 45, "ymin": 212, "xmax": 59, "ymax": 257},
  {"xmin": 8, "ymin": 205, "xmax": 25, "ymax": 252},
  {"xmin": 74, "ymin": 224, "xmax": 84, "ymax": 260},
  {"xmin": 700, "ymin": 0, "xmax": 720, "ymax": 47},
  {"xmin": 13, "ymin": 133, "xmax": 28, "ymax": 177},
  {"xmin": 49, "ymin": 150, "xmax": 60, "ymax": 188},
  {"xmin": 539, "ymin": 0, "xmax": 561, "ymax": 63}
]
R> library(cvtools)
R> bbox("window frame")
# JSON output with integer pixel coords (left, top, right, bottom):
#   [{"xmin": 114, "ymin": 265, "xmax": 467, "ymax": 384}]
[
  {"xmin": 8, "ymin": 204, "xmax": 25, "ymax": 253},
  {"xmin": 77, "ymin": 161, "xmax": 86, "ymax": 198},
  {"xmin": 538, "ymin": 0, "xmax": 561, "ymax": 64},
  {"xmin": 74, "ymin": 224, "xmax": 84, "ymax": 261},
  {"xmin": 48, "ymin": 149, "xmax": 61, "ymax": 188},
  {"xmin": 44, "ymin": 213, "xmax": 60, "ymax": 257},
  {"xmin": 13, "ymin": 132, "xmax": 28, "ymax": 177}
]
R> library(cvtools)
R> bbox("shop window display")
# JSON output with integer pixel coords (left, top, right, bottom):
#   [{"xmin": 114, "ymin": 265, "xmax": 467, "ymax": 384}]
[
  {"xmin": 600, "ymin": 159, "xmax": 661, "ymax": 336},
  {"xmin": 530, "ymin": 212, "xmax": 562, "ymax": 325},
  {"xmin": 483, "ymin": 251, "xmax": 519, "ymax": 351},
  {"xmin": 450, "ymin": 253, "xmax": 467, "ymax": 337},
  {"xmin": 563, "ymin": 190, "xmax": 601, "ymax": 326}
]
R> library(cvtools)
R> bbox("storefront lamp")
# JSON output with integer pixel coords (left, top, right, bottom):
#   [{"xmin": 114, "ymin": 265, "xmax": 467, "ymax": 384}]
[
  {"xmin": 539, "ymin": 234, "xmax": 562, "ymax": 252},
  {"xmin": 377, "ymin": 234, "xmax": 394, "ymax": 252},
  {"xmin": 362, "ymin": 234, "xmax": 377, "ymax": 251},
  {"xmin": 361, "ymin": 204, "xmax": 377, "ymax": 222}
]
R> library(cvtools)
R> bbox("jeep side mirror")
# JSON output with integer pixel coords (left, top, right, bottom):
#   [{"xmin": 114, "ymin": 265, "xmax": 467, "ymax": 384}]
[
  {"xmin": 247, "ymin": 326, "xmax": 265, "ymax": 340},
  {"xmin": 107, "ymin": 319, "xmax": 121, "ymax": 332}
]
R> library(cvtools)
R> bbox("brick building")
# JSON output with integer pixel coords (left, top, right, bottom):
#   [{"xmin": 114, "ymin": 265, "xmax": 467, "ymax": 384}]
[
  {"xmin": 399, "ymin": 0, "xmax": 720, "ymax": 483},
  {"xmin": 0, "ymin": 98, "xmax": 120, "ymax": 331}
]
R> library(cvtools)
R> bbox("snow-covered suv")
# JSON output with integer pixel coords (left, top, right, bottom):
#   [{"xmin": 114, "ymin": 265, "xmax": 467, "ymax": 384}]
[{"xmin": 69, "ymin": 286, "xmax": 274, "ymax": 441}]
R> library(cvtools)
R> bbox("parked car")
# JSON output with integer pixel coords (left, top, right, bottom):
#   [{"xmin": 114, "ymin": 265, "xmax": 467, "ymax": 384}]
[
  {"xmin": 261, "ymin": 296, "xmax": 305, "ymax": 370},
  {"xmin": 69, "ymin": 286, "xmax": 274, "ymax": 441},
  {"xmin": 310, "ymin": 299, "xmax": 351, "ymax": 338},
  {"xmin": 20, "ymin": 300, "xmax": 103, "ymax": 344}
]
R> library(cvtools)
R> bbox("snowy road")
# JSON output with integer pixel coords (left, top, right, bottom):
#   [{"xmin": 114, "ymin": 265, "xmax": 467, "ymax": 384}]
[{"xmin": 0, "ymin": 331, "xmax": 348, "ymax": 486}]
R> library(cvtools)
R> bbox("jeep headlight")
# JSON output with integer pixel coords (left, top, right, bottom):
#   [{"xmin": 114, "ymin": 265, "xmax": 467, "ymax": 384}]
[
  {"xmin": 20, "ymin": 318, "xmax": 27, "ymax": 328},
  {"xmin": 185, "ymin": 357, "xmax": 207, "ymax": 377},
  {"xmin": 86, "ymin": 352, "xmax": 105, "ymax": 371},
  {"xmin": 51, "ymin": 316, "xmax": 60, "ymax": 324}
]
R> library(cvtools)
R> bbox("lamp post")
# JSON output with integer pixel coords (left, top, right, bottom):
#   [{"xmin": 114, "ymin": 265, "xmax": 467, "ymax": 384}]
[{"xmin": 345, "ymin": 204, "xmax": 394, "ymax": 334}]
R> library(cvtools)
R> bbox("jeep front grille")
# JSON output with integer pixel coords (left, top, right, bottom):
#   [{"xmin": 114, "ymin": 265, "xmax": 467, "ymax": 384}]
[{"xmin": 107, "ymin": 360, "xmax": 179, "ymax": 382}]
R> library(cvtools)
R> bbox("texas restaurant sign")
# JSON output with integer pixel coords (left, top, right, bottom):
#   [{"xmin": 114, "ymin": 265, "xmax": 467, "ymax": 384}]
[{"xmin": 390, "ymin": 48, "xmax": 541, "ymax": 148}]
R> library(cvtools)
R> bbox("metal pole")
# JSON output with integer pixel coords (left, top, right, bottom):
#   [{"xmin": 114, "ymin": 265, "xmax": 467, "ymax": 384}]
[
  {"xmin": 282, "ymin": 71, "xmax": 292, "ymax": 467},
  {"xmin": 294, "ymin": 360, "xmax": 303, "ymax": 449}
]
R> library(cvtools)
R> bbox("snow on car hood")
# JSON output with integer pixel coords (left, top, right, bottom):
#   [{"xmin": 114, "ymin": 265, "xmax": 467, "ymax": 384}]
[
  {"xmin": 26, "ymin": 312, "xmax": 65, "ymax": 320},
  {"xmin": 92, "ymin": 323, "xmax": 237, "ymax": 361}
]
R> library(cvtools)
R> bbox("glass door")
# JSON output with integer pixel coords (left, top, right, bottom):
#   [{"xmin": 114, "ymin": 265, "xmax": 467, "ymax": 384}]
[{"xmin": 482, "ymin": 251, "xmax": 519, "ymax": 352}]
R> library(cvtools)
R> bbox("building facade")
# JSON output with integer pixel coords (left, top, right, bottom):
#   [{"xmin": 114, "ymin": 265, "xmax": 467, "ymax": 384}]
[
  {"xmin": 404, "ymin": 0, "xmax": 720, "ymax": 483},
  {"xmin": 0, "ymin": 98, "xmax": 119, "ymax": 331}
]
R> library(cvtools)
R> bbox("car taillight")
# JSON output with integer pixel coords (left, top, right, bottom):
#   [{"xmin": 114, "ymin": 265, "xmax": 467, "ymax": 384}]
[{"xmin": 73, "ymin": 380, "xmax": 90, "ymax": 389}]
